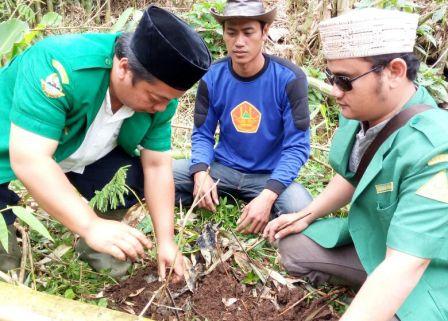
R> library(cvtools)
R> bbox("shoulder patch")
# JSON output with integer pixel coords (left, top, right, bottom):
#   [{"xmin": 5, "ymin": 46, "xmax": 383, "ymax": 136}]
[
  {"xmin": 52, "ymin": 59, "xmax": 69, "ymax": 84},
  {"xmin": 428, "ymin": 154, "xmax": 448, "ymax": 166},
  {"xmin": 41, "ymin": 73, "xmax": 65, "ymax": 98},
  {"xmin": 416, "ymin": 170, "xmax": 448, "ymax": 203}
]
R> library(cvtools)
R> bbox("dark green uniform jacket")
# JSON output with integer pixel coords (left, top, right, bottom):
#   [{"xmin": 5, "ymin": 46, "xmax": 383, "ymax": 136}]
[
  {"xmin": 0, "ymin": 33, "xmax": 178, "ymax": 184},
  {"xmin": 303, "ymin": 86, "xmax": 448, "ymax": 321}
]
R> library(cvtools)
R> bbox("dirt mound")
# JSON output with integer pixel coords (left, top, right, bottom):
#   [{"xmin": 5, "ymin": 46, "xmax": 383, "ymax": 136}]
[{"xmin": 105, "ymin": 262, "xmax": 340, "ymax": 321}]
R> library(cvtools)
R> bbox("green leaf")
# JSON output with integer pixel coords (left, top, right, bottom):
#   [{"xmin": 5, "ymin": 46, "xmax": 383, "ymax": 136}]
[
  {"xmin": 242, "ymin": 270, "xmax": 260, "ymax": 285},
  {"xmin": 136, "ymin": 216, "xmax": 153, "ymax": 234},
  {"xmin": 64, "ymin": 288, "xmax": 76, "ymax": 299},
  {"xmin": 0, "ymin": 214, "xmax": 8, "ymax": 252},
  {"xmin": 11, "ymin": 206, "xmax": 53, "ymax": 241},
  {"xmin": 0, "ymin": 19, "xmax": 29, "ymax": 57},
  {"xmin": 432, "ymin": 6, "xmax": 447, "ymax": 23},
  {"xmin": 111, "ymin": 7, "xmax": 135, "ymax": 33},
  {"xmin": 97, "ymin": 298, "xmax": 108, "ymax": 307},
  {"xmin": 41, "ymin": 12, "xmax": 62, "ymax": 27}
]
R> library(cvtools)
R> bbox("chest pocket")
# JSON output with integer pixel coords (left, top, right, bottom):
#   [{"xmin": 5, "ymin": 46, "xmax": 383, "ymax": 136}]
[{"xmin": 375, "ymin": 182, "xmax": 398, "ymax": 231}]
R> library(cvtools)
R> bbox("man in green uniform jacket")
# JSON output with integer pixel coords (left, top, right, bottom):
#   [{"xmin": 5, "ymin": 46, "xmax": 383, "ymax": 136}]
[
  {"xmin": 264, "ymin": 8, "xmax": 448, "ymax": 321},
  {"xmin": 0, "ymin": 6, "xmax": 211, "ymax": 280}
]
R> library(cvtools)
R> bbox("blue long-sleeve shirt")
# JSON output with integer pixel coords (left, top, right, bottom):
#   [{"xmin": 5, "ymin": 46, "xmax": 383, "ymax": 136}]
[{"xmin": 190, "ymin": 54, "xmax": 310, "ymax": 195}]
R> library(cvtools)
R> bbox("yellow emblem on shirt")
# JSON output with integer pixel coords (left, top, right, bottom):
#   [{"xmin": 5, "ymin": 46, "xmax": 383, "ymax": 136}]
[
  {"xmin": 230, "ymin": 101, "xmax": 262, "ymax": 134},
  {"xmin": 41, "ymin": 73, "xmax": 65, "ymax": 98},
  {"xmin": 52, "ymin": 59, "xmax": 69, "ymax": 84},
  {"xmin": 375, "ymin": 182, "xmax": 394, "ymax": 194},
  {"xmin": 428, "ymin": 154, "xmax": 448, "ymax": 166},
  {"xmin": 416, "ymin": 170, "xmax": 448, "ymax": 203}
]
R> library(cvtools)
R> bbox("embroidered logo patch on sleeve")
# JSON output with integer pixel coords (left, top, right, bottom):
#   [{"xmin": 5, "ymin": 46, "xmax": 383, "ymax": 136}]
[
  {"xmin": 416, "ymin": 170, "xmax": 448, "ymax": 203},
  {"xmin": 41, "ymin": 73, "xmax": 65, "ymax": 98},
  {"xmin": 230, "ymin": 101, "xmax": 262, "ymax": 134}
]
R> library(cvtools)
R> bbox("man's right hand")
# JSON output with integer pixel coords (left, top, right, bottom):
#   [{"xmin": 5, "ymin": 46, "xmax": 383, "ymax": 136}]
[
  {"xmin": 263, "ymin": 211, "xmax": 313, "ymax": 243},
  {"xmin": 193, "ymin": 171, "xmax": 219, "ymax": 211},
  {"xmin": 83, "ymin": 217, "xmax": 152, "ymax": 261}
]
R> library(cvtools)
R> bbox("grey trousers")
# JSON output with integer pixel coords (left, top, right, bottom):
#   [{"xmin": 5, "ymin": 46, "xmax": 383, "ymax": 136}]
[{"xmin": 279, "ymin": 233, "xmax": 400, "ymax": 321}]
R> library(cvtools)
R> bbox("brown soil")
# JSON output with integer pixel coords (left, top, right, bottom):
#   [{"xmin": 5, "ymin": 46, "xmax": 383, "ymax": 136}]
[{"xmin": 105, "ymin": 262, "xmax": 341, "ymax": 321}]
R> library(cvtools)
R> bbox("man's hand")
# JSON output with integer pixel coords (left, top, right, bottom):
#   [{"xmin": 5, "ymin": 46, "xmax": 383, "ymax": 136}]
[
  {"xmin": 236, "ymin": 189, "xmax": 277, "ymax": 234},
  {"xmin": 193, "ymin": 171, "xmax": 219, "ymax": 211},
  {"xmin": 263, "ymin": 210, "xmax": 312, "ymax": 243},
  {"xmin": 83, "ymin": 217, "xmax": 152, "ymax": 261},
  {"xmin": 157, "ymin": 241, "xmax": 185, "ymax": 283}
]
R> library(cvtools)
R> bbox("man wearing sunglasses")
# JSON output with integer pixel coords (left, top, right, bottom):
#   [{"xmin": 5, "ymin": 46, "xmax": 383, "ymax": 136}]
[{"xmin": 264, "ymin": 8, "xmax": 448, "ymax": 321}]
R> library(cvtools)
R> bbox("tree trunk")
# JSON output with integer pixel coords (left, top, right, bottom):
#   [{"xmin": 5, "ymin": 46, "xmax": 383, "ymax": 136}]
[{"xmin": 0, "ymin": 282, "xmax": 154, "ymax": 321}]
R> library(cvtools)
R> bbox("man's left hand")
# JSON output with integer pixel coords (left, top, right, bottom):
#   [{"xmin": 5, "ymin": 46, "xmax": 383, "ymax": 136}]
[
  {"xmin": 236, "ymin": 189, "xmax": 278, "ymax": 234},
  {"xmin": 157, "ymin": 241, "xmax": 185, "ymax": 283}
]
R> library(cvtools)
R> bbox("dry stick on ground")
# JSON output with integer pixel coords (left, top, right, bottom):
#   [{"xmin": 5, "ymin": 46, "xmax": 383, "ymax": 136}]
[
  {"xmin": 27, "ymin": 232, "xmax": 37, "ymax": 290},
  {"xmin": 302, "ymin": 288, "xmax": 347, "ymax": 320},
  {"xmin": 139, "ymin": 284, "xmax": 165, "ymax": 317},
  {"xmin": 15, "ymin": 225, "xmax": 28, "ymax": 284},
  {"xmin": 279, "ymin": 290, "xmax": 316, "ymax": 316},
  {"xmin": 165, "ymin": 287, "xmax": 181, "ymax": 321}
]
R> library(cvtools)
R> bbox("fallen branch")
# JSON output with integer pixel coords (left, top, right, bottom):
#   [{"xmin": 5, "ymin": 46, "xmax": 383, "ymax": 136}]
[{"xmin": 279, "ymin": 290, "xmax": 315, "ymax": 316}]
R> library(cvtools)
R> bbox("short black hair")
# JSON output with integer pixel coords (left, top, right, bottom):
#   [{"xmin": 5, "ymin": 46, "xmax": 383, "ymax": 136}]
[
  {"xmin": 114, "ymin": 33, "xmax": 156, "ymax": 85},
  {"xmin": 363, "ymin": 52, "xmax": 420, "ymax": 81}
]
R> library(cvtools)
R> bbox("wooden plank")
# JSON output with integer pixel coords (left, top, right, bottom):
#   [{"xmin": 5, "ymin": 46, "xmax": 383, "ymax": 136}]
[{"xmin": 0, "ymin": 282, "xmax": 153, "ymax": 321}]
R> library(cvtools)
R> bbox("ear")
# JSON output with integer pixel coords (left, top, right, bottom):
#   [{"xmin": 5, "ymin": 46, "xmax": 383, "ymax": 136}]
[
  {"xmin": 262, "ymin": 23, "xmax": 270, "ymax": 41},
  {"xmin": 385, "ymin": 58, "xmax": 408, "ymax": 89},
  {"xmin": 116, "ymin": 57, "xmax": 130, "ymax": 80}
]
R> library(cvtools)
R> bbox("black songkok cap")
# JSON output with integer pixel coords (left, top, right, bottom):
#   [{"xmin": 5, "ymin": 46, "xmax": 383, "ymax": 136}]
[{"xmin": 130, "ymin": 6, "xmax": 212, "ymax": 91}]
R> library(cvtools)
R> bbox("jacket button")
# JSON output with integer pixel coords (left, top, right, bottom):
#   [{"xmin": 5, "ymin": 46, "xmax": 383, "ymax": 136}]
[{"xmin": 105, "ymin": 58, "xmax": 112, "ymax": 66}]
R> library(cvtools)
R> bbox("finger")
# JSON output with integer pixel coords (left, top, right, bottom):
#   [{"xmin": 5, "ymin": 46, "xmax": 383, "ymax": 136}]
[
  {"xmin": 253, "ymin": 221, "xmax": 267, "ymax": 235},
  {"xmin": 275, "ymin": 223, "xmax": 304, "ymax": 240},
  {"xmin": 122, "ymin": 233, "xmax": 146, "ymax": 259},
  {"xmin": 172, "ymin": 256, "xmax": 185, "ymax": 283},
  {"xmin": 158, "ymin": 260, "xmax": 166, "ymax": 281},
  {"xmin": 262, "ymin": 223, "xmax": 270, "ymax": 239},
  {"xmin": 236, "ymin": 215, "xmax": 252, "ymax": 233},
  {"xmin": 237, "ymin": 206, "xmax": 248, "ymax": 225},
  {"xmin": 247, "ymin": 219, "xmax": 263, "ymax": 235},
  {"xmin": 116, "ymin": 239, "xmax": 139, "ymax": 261},
  {"xmin": 203, "ymin": 192, "xmax": 216, "ymax": 212},
  {"xmin": 108, "ymin": 245, "xmax": 127, "ymax": 261},
  {"xmin": 128, "ymin": 227, "xmax": 152, "ymax": 249},
  {"xmin": 212, "ymin": 185, "xmax": 219, "ymax": 205}
]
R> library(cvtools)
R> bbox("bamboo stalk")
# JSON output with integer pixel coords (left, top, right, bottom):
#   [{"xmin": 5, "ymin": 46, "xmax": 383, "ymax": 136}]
[
  {"xmin": 95, "ymin": 0, "xmax": 101, "ymax": 24},
  {"xmin": 0, "ymin": 282, "xmax": 154, "ymax": 321},
  {"xmin": 105, "ymin": 0, "xmax": 111, "ymax": 23},
  {"xmin": 34, "ymin": 0, "xmax": 43, "ymax": 23},
  {"xmin": 47, "ymin": 0, "xmax": 53, "ymax": 12}
]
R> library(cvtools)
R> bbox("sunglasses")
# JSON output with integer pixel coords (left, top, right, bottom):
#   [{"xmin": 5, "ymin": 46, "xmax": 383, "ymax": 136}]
[{"xmin": 325, "ymin": 65, "xmax": 385, "ymax": 92}]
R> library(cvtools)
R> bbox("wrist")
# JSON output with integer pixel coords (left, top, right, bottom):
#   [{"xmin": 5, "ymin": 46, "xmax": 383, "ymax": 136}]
[
  {"xmin": 260, "ymin": 189, "xmax": 278, "ymax": 203},
  {"xmin": 193, "ymin": 170, "xmax": 207, "ymax": 181}
]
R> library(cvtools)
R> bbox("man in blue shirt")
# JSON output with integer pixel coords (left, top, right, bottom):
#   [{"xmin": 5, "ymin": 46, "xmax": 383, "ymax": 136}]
[{"xmin": 174, "ymin": 0, "xmax": 312, "ymax": 234}]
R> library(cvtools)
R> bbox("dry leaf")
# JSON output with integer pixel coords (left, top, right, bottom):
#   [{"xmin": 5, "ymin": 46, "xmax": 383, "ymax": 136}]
[
  {"xmin": 222, "ymin": 298, "xmax": 238, "ymax": 307},
  {"xmin": 128, "ymin": 287, "xmax": 145, "ymax": 298}
]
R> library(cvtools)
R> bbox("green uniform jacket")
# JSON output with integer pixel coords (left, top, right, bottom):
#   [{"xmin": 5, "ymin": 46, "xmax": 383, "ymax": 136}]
[
  {"xmin": 0, "ymin": 33, "xmax": 178, "ymax": 184},
  {"xmin": 303, "ymin": 87, "xmax": 448, "ymax": 321}
]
